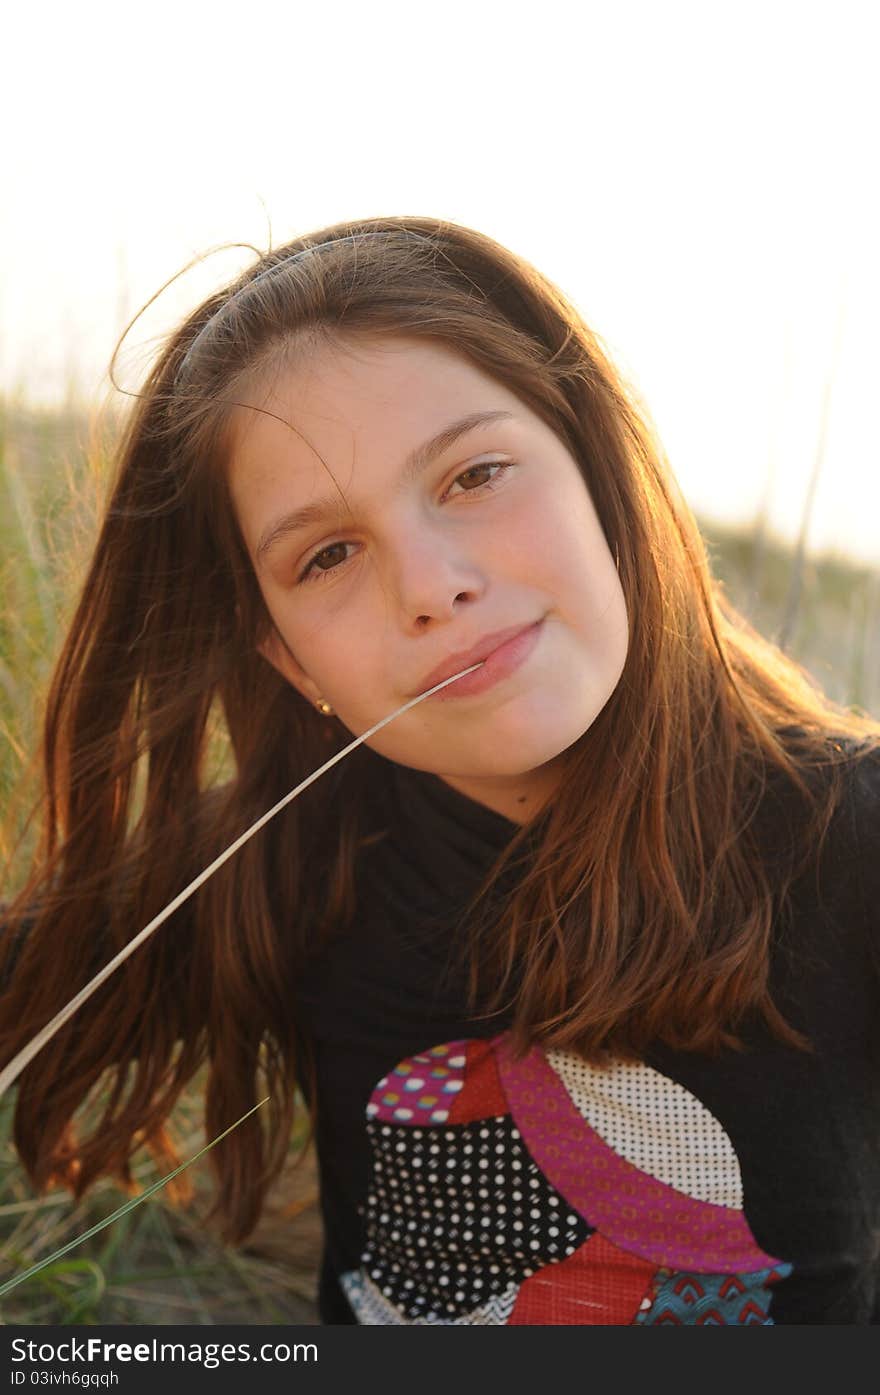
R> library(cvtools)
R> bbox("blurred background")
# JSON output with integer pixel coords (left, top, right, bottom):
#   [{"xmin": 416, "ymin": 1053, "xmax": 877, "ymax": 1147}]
[{"xmin": 1, "ymin": 0, "xmax": 877, "ymax": 1326}]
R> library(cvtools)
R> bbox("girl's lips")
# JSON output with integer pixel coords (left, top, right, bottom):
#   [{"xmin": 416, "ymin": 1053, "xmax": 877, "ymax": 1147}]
[{"xmin": 426, "ymin": 619, "xmax": 544, "ymax": 701}]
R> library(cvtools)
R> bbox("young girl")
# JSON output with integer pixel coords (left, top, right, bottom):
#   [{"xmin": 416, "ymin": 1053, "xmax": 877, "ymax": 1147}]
[{"xmin": 2, "ymin": 215, "xmax": 879, "ymax": 1326}]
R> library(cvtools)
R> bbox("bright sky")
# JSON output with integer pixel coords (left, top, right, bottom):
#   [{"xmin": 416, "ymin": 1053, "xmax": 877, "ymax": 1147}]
[{"xmin": 2, "ymin": 0, "xmax": 877, "ymax": 564}]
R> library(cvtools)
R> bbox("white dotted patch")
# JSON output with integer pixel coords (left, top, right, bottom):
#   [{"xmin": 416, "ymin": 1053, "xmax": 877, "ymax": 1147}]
[{"xmin": 545, "ymin": 1051, "xmax": 744, "ymax": 1209}]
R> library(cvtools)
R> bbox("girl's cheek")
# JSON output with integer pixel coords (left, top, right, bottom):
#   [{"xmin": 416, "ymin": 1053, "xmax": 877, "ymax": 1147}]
[{"xmin": 496, "ymin": 507, "xmax": 556, "ymax": 562}]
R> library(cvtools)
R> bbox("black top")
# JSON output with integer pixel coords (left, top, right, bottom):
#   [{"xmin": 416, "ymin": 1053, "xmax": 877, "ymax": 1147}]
[{"xmin": 292, "ymin": 742, "xmax": 880, "ymax": 1325}]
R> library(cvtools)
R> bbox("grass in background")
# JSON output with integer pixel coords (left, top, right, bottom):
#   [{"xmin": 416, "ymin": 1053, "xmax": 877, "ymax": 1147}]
[
  {"xmin": 1, "ymin": 399, "xmax": 876, "ymax": 1325},
  {"xmin": 0, "ymin": 400, "xmax": 321, "ymax": 1324},
  {"xmin": 699, "ymin": 513, "xmax": 879, "ymax": 715},
  {"xmin": 0, "ymin": 1064, "xmax": 321, "ymax": 1325}
]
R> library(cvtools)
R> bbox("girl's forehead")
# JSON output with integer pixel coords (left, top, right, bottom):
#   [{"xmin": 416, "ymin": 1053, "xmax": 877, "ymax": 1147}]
[{"xmin": 226, "ymin": 334, "xmax": 524, "ymax": 470}]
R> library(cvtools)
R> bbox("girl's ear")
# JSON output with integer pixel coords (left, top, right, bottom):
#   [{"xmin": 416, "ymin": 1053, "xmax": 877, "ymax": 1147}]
[{"xmin": 257, "ymin": 628, "xmax": 322, "ymax": 707}]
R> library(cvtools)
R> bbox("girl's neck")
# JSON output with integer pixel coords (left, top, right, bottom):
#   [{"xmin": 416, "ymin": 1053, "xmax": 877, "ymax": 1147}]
[{"xmin": 433, "ymin": 756, "xmax": 566, "ymax": 827}]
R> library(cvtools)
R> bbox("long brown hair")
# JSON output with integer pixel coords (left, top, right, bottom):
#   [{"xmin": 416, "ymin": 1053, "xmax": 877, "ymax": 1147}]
[{"xmin": 2, "ymin": 214, "xmax": 878, "ymax": 1245}]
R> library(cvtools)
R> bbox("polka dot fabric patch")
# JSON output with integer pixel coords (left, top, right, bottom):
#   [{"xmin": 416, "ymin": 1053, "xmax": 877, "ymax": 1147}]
[
  {"xmin": 342, "ymin": 1035, "xmax": 792, "ymax": 1324},
  {"xmin": 546, "ymin": 1051, "xmax": 744, "ymax": 1208},
  {"xmin": 359, "ymin": 1114, "xmax": 592, "ymax": 1321},
  {"xmin": 366, "ymin": 1041, "xmax": 467, "ymax": 1126}
]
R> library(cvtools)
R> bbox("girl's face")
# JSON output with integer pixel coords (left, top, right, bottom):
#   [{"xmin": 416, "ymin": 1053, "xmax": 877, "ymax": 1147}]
[{"xmin": 226, "ymin": 334, "xmax": 628, "ymax": 823}]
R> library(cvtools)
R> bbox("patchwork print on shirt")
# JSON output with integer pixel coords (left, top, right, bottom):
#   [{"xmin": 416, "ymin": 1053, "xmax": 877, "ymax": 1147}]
[{"xmin": 340, "ymin": 1037, "xmax": 791, "ymax": 1324}]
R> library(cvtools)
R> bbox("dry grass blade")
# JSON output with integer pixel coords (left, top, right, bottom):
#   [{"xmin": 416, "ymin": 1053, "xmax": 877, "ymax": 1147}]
[{"xmin": 0, "ymin": 663, "xmax": 481, "ymax": 1102}]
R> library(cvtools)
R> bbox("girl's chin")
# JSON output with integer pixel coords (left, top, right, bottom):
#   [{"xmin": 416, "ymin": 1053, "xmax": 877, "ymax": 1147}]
[{"xmin": 419, "ymin": 745, "xmax": 572, "ymax": 784}]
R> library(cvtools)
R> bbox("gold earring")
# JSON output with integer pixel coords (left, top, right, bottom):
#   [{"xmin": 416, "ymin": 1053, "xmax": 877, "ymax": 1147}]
[
  {"xmin": 614, "ymin": 543, "xmax": 620, "ymax": 572},
  {"xmin": 314, "ymin": 697, "xmax": 334, "ymax": 716}
]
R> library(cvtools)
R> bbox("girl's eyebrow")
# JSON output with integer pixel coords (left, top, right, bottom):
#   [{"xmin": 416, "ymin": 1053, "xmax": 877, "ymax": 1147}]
[{"xmin": 255, "ymin": 408, "xmax": 515, "ymax": 568}]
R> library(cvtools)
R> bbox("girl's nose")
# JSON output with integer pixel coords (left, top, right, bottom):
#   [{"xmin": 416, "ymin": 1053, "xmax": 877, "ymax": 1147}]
[{"xmin": 386, "ymin": 530, "xmax": 488, "ymax": 629}]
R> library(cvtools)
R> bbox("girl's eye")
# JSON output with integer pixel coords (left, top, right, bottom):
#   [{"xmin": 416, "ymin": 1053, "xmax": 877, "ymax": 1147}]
[
  {"xmin": 444, "ymin": 460, "xmax": 511, "ymax": 497},
  {"xmin": 297, "ymin": 540, "xmax": 356, "ymax": 583},
  {"xmin": 296, "ymin": 458, "xmax": 514, "ymax": 584}
]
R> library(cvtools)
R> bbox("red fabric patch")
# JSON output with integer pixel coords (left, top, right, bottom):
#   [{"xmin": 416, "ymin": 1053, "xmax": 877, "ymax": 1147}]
[
  {"xmin": 508, "ymin": 1233, "xmax": 656, "ymax": 1325},
  {"xmin": 445, "ymin": 1039, "xmax": 508, "ymax": 1124}
]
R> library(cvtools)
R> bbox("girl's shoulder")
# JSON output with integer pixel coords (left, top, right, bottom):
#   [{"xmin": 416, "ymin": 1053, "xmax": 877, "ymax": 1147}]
[
  {"xmin": 751, "ymin": 727, "xmax": 880, "ymax": 925},
  {"xmin": 840, "ymin": 733, "xmax": 880, "ymax": 807},
  {"xmin": 771, "ymin": 725, "xmax": 880, "ymax": 822},
  {"xmin": 779, "ymin": 730, "xmax": 880, "ymax": 937},
  {"xmin": 812, "ymin": 731, "xmax": 880, "ymax": 852},
  {"xmin": 831, "ymin": 734, "xmax": 880, "ymax": 893}
]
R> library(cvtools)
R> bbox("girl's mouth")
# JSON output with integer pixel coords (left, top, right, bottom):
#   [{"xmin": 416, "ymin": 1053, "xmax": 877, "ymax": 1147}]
[{"xmin": 427, "ymin": 620, "xmax": 544, "ymax": 701}]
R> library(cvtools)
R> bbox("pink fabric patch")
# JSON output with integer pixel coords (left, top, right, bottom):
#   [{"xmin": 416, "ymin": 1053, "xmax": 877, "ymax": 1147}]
[
  {"xmin": 366, "ymin": 1040, "xmax": 468, "ymax": 1126},
  {"xmin": 493, "ymin": 1035, "xmax": 782, "ymax": 1273}
]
